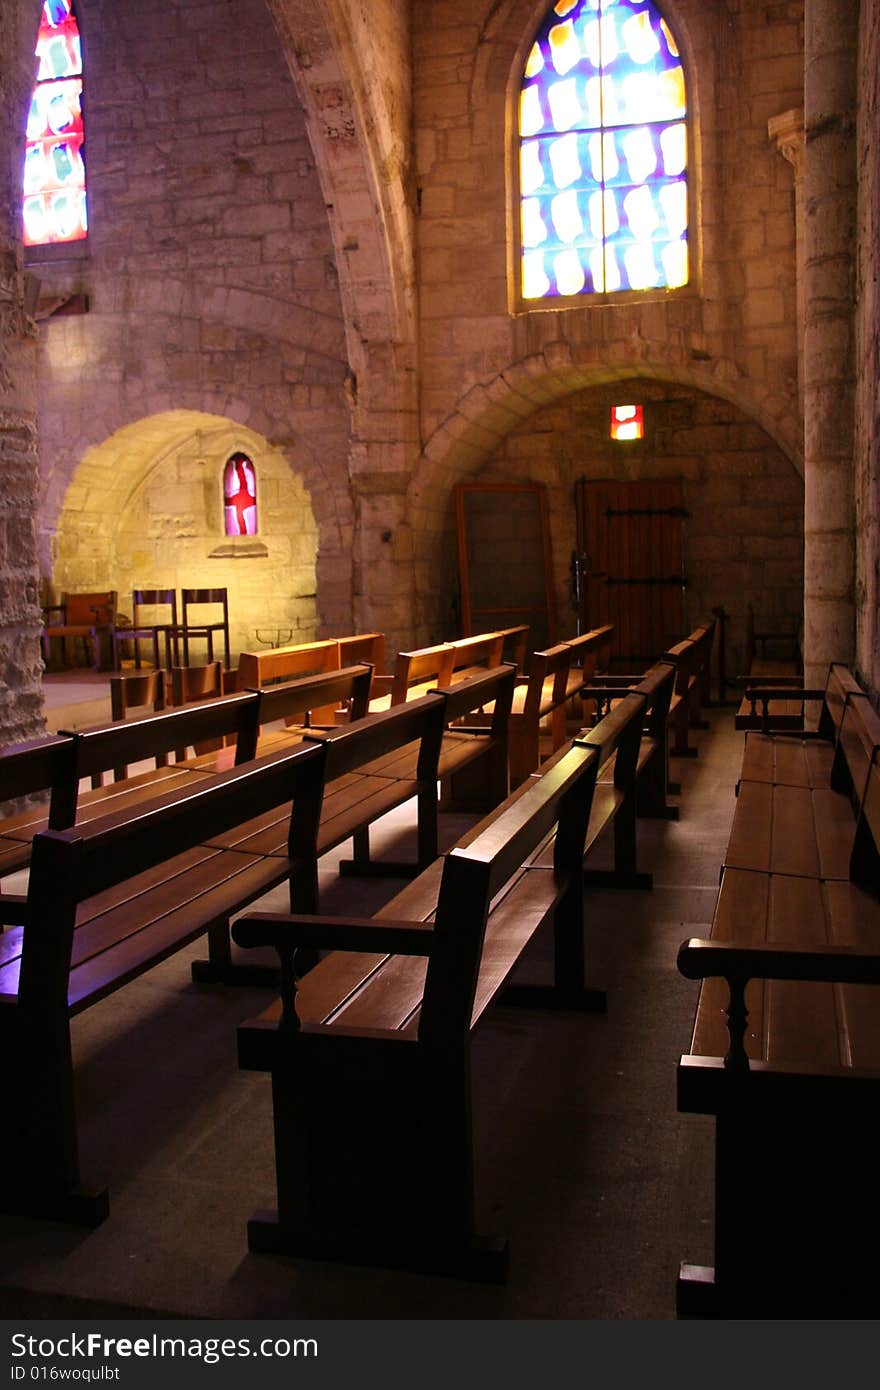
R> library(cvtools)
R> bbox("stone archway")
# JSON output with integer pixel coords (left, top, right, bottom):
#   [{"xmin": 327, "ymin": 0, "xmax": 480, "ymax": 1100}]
[
  {"xmin": 49, "ymin": 410, "xmax": 326, "ymax": 664},
  {"xmin": 407, "ymin": 353, "xmax": 804, "ymax": 660}
]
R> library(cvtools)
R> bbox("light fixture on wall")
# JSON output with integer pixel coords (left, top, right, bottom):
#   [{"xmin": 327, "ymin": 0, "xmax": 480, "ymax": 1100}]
[{"xmin": 610, "ymin": 405, "xmax": 644, "ymax": 441}]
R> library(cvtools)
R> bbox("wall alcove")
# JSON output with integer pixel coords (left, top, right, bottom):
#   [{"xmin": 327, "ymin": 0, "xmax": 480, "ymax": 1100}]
[{"xmin": 46, "ymin": 410, "xmax": 320, "ymax": 664}]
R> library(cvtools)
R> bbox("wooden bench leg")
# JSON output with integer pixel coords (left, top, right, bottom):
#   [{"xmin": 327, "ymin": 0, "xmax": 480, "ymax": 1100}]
[
  {"xmin": 339, "ymin": 795, "xmax": 438, "ymax": 881},
  {"xmin": 247, "ymin": 1034, "xmax": 509, "ymax": 1281},
  {"xmin": 501, "ymin": 880, "xmax": 606, "ymax": 1013},
  {"xmin": 191, "ymin": 918, "xmax": 283, "ymax": 986},
  {"xmin": 582, "ymin": 796, "xmax": 653, "ymax": 890},
  {"xmin": 2, "ymin": 1018, "xmax": 109, "ymax": 1226}
]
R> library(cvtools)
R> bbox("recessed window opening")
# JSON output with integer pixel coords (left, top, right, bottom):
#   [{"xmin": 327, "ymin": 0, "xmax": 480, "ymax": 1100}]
[
  {"xmin": 223, "ymin": 453, "xmax": 258, "ymax": 536},
  {"xmin": 611, "ymin": 403, "xmax": 644, "ymax": 440},
  {"xmin": 519, "ymin": 0, "xmax": 688, "ymax": 302},
  {"xmin": 23, "ymin": 0, "xmax": 87, "ymax": 247}
]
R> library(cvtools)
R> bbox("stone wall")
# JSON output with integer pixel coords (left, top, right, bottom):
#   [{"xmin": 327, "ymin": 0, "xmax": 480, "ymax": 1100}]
[
  {"xmin": 856, "ymin": 0, "xmax": 880, "ymax": 701},
  {"xmin": 0, "ymin": 0, "xmax": 44, "ymax": 751},
  {"xmin": 31, "ymin": 0, "xmax": 356, "ymax": 648},
  {"xmin": 467, "ymin": 379, "xmax": 804, "ymax": 679}
]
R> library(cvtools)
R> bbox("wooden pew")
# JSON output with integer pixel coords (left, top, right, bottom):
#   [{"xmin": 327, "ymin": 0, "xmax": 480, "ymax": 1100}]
[
  {"xmin": 675, "ymin": 678, "xmax": 880, "ymax": 1317},
  {"xmin": 663, "ymin": 617, "xmax": 716, "ymax": 760},
  {"xmin": 724, "ymin": 675, "xmax": 880, "ymax": 883},
  {"xmin": 0, "ymin": 693, "xmax": 265, "ymax": 874},
  {"xmin": 370, "ymin": 628, "xmax": 528, "ymax": 711},
  {"xmin": 585, "ymin": 660, "xmax": 679, "ymax": 821},
  {"xmin": 199, "ymin": 666, "xmax": 516, "ymax": 891},
  {"xmin": 733, "ymin": 604, "xmax": 803, "ymax": 730},
  {"xmin": 0, "ymin": 738, "xmax": 330, "ymax": 1225},
  {"xmin": 231, "ymin": 732, "xmax": 608, "ymax": 1280}
]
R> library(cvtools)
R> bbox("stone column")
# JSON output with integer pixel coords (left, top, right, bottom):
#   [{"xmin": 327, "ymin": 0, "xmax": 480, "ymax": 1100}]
[
  {"xmin": 802, "ymin": 0, "xmax": 858, "ymax": 690},
  {"xmin": 768, "ymin": 109, "xmax": 805, "ymax": 416}
]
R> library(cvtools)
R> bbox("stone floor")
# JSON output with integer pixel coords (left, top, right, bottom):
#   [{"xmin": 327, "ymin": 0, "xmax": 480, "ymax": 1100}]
[{"xmin": 0, "ymin": 694, "xmax": 744, "ymax": 1322}]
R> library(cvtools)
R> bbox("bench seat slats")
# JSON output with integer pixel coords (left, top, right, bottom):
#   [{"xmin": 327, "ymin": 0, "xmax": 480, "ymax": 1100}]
[
  {"xmin": 0, "ymin": 764, "xmax": 212, "ymax": 843},
  {"xmin": 739, "ymin": 732, "xmax": 835, "ymax": 788},
  {"xmin": 0, "ymin": 845, "xmax": 274, "ymax": 1007},
  {"xmin": 726, "ymin": 780, "xmax": 856, "ymax": 879},
  {"xmin": 690, "ymin": 868, "xmax": 880, "ymax": 1073}
]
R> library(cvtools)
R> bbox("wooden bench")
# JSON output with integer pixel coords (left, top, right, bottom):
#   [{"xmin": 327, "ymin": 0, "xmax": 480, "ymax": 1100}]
[
  {"xmin": 675, "ymin": 674, "xmax": 880, "ymax": 1317},
  {"xmin": 0, "ymin": 737, "xmax": 331, "ymax": 1225},
  {"xmin": 369, "ymin": 628, "xmax": 529, "ymax": 711},
  {"xmin": 663, "ymin": 617, "xmax": 716, "ymax": 760},
  {"xmin": 231, "ymin": 737, "xmax": 616, "ymax": 1279},
  {"xmin": 582, "ymin": 659, "xmax": 679, "ymax": 821},
  {"xmin": 488, "ymin": 625, "xmax": 614, "ymax": 789},
  {"xmin": 201, "ymin": 666, "xmax": 516, "ymax": 888},
  {"xmin": 728, "ymin": 666, "xmax": 876, "ymax": 885},
  {"xmin": 733, "ymin": 604, "xmax": 803, "ymax": 731},
  {"xmin": 230, "ymin": 686, "xmax": 650, "ymax": 1280}
]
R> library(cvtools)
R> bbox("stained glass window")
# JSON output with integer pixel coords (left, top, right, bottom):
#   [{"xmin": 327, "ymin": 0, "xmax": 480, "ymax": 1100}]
[
  {"xmin": 23, "ymin": 0, "xmax": 87, "ymax": 247},
  {"xmin": 519, "ymin": 0, "xmax": 687, "ymax": 301},
  {"xmin": 223, "ymin": 453, "xmax": 258, "ymax": 536},
  {"xmin": 611, "ymin": 404, "xmax": 644, "ymax": 439}
]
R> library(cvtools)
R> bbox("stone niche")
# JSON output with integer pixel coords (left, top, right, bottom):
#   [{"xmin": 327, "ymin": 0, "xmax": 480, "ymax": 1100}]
[
  {"xmin": 450, "ymin": 379, "xmax": 804, "ymax": 680},
  {"xmin": 49, "ymin": 411, "xmax": 319, "ymax": 664}
]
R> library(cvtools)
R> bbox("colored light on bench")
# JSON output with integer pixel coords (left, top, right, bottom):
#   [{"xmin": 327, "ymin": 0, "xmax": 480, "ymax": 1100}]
[{"xmin": 610, "ymin": 404, "xmax": 644, "ymax": 440}]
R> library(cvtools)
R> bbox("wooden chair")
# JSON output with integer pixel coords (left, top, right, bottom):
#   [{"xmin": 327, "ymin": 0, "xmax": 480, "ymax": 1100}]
[
  {"xmin": 173, "ymin": 588, "xmax": 231, "ymax": 669},
  {"xmin": 41, "ymin": 591, "xmax": 117, "ymax": 671},
  {"xmin": 110, "ymin": 588, "xmax": 179, "ymax": 672}
]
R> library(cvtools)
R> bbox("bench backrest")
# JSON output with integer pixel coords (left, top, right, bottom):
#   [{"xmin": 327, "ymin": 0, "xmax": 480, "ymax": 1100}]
[
  {"xmin": 852, "ymin": 751, "xmax": 880, "ymax": 890},
  {"xmin": 831, "ymin": 692, "xmax": 880, "ymax": 814},
  {"xmin": 253, "ymin": 664, "xmax": 374, "ymax": 731},
  {"xmin": 16, "ymin": 740, "xmax": 328, "ymax": 1013},
  {"xmin": 576, "ymin": 689, "xmax": 648, "ymax": 787},
  {"xmin": 432, "ymin": 664, "xmax": 517, "ymax": 737},
  {"xmin": 302, "ymin": 690, "xmax": 447, "ymax": 784},
  {"xmin": 635, "ymin": 660, "xmax": 677, "ymax": 741},
  {"xmin": 388, "ymin": 643, "xmax": 455, "ymax": 705},
  {"xmin": 0, "ymin": 734, "xmax": 76, "ymax": 822},
  {"xmin": 817, "ymin": 663, "xmax": 868, "ymax": 744},
  {"xmin": 59, "ymin": 691, "xmax": 263, "ymax": 802},
  {"xmin": 565, "ymin": 624, "xmax": 614, "ymax": 673},
  {"xmin": 338, "ymin": 633, "xmax": 386, "ymax": 674},
  {"xmin": 521, "ymin": 643, "xmax": 573, "ymax": 722},
  {"xmin": 418, "ymin": 737, "xmax": 601, "ymax": 1046},
  {"xmin": 237, "ymin": 638, "xmax": 342, "ymax": 690}
]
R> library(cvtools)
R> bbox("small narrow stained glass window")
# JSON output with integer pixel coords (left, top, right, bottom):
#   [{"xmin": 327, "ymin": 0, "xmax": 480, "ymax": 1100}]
[
  {"xmin": 611, "ymin": 404, "xmax": 644, "ymax": 439},
  {"xmin": 23, "ymin": 0, "xmax": 87, "ymax": 247},
  {"xmin": 223, "ymin": 453, "xmax": 258, "ymax": 536},
  {"xmin": 519, "ymin": 0, "xmax": 687, "ymax": 301}
]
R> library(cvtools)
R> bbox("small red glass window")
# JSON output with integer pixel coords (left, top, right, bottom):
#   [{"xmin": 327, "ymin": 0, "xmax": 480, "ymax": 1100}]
[
  {"xmin": 223, "ymin": 453, "xmax": 258, "ymax": 536},
  {"xmin": 23, "ymin": 0, "xmax": 87, "ymax": 247},
  {"xmin": 610, "ymin": 405, "xmax": 644, "ymax": 441}
]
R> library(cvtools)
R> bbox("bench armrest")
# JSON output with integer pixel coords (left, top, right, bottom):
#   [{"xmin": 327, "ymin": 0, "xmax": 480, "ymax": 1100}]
[
  {"xmin": 233, "ymin": 910, "xmax": 434, "ymax": 957},
  {"xmin": 678, "ymin": 936, "xmax": 880, "ymax": 985},
  {"xmin": 233, "ymin": 911, "xmax": 434, "ymax": 1030},
  {"xmin": 743, "ymin": 685, "xmax": 814, "ymax": 701},
  {"xmin": 678, "ymin": 937, "xmax": 880, "ymax": 1069}
]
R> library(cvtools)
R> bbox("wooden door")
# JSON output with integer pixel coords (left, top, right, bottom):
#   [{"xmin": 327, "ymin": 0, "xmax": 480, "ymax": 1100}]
[
  {"xmin": 455, "ymin": 482, "xmax": 557, "ymax": 653},
  {"xmin": 574, "ymin": 478, "xmax": 687, "ymax": 667}
]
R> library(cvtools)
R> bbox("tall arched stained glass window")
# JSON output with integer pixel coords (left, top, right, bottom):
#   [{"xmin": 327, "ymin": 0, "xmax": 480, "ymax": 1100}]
[
  {"xmin": 223, "ymin": 453, "xmax": 258, "ymax": 536},
  {"xmin": 23, "ymin": 0, "xmax": 87, "ymax": 247},
  {"xmin": 519, "ymin": 0, "xmax": 688, "ymax": 301}
]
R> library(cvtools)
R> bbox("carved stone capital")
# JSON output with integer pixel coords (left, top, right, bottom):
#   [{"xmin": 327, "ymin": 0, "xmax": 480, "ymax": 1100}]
[{"xmin": 768, "ymin": 108, "xmax": 805, "ymax": 178}]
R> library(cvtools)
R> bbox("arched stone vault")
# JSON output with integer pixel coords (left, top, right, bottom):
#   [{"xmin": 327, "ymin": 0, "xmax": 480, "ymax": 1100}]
[
  {"xmin": 405, "ymin": 346, "xmax": 803, "ymax": 639},
  {"xmin": 43, "ymin": 406, "xmax": 353, "ymax": 653}
]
